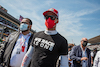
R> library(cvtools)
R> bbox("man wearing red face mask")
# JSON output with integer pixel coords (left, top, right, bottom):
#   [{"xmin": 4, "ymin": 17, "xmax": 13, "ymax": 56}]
[{"xmin": 21, "ymin": 8, "xmax": 69, "ymax": 67}]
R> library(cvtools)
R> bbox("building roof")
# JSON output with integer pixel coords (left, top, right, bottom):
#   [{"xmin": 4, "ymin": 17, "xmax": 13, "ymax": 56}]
[
  {"xmin": 88, "ymin": 35, "xmax": 100, "ymax": 44},
  {"xmin": 0, "ymin": 8, "xmax": 20, "ymax": 25},
  {"xmin": 0, "ymin": 8, "xmax": 36, "ymax": 34}
]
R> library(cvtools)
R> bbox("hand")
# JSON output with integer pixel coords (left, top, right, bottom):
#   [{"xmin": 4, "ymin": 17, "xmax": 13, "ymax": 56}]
[
  {"xmin": 91, "ymin": 61, "xmax": 93, "ymax": 65},
  {"xmin": 68, "ymin": 58, "xmax": 72, "ymax": 61},
  {"xmin": 81, "ymin": 57, "xmax": 88, "ymax": 61}
]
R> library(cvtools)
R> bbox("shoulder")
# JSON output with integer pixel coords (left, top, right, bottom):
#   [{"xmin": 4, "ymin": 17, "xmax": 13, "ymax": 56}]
[
  {"xmin": 10, "ymin": 31, "xmax": 19, "ymax": 35},
  {"xmin": 57, "ymin": 33, "xmax": 67, "ymax": 41},
  {"xmin": 72, "ymin": 45, "xmax": 80, "ymax": 50},
  {"xmin": 8, "ymin": 31, "xmax": 19, "ymax": 38},
  {"xmin": 94, "ymin": 51, "xmax": 100, "ymax": 57},
  {"xmin": 73, "ymin": 45, "xmax": 80, "ymax": 48},
  {"xmin": 6, "ymin": 31, "xmax": 19, "ymax": 42},
  {"xmin": 32, "ymin": 31, "xmax": 44, "ymax": 39},
  {"xmin": 86, "ymin": 48, "xmax": 91, "ymax": 51},
  {"xmin": 30, "ymin": 33, "xmax": 34, "ymax": 36},
  {"xmin": 34, "ymin": 31, "xmax": 44, "ymax": 36},
  {"xmin": 97, "ymin": 51, "xmax": 100, "ymax": 54}
]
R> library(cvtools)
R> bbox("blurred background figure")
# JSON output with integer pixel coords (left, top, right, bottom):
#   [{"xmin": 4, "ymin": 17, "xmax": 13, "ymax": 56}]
[
  {"xmin": 91, "ymin": 48, "xmax": 98, "ymax": 66},
  {"xmin": 70, "ymin": 37, "xmax": 91, "ymax": 67},
  {"xmin": 93, "ymin": 50, "xmax": 100, "ymax": 67},
  {"xmin": 68, "ymin": 43, "xmax": 74, "ymax": 67}
]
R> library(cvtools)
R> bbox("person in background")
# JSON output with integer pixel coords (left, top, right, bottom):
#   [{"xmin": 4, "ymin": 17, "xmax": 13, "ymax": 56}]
[
  {"xmin": 21, "ymin": 8, "xmax": 69, "ymax": 67},
  {"xmin": 68, "ymin": 44, "xmax": 74, "ymax": 67},
  {"xmin": 1, "ymin": 18, "xmax": 34, "ymax": 67},
  {"xmin": 91, "ymin": 48, "xmax": 98, "ymax": 66},
  {"xmin": 70, "ymin": 37, "xmax": 91, "ymax": 67},
  {"xmin": 93, "ymin": 50, "xmax": 100, "ymax": 67}
]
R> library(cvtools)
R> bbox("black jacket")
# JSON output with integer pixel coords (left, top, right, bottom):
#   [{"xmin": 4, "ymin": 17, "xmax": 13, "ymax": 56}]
[{"xmin": 1, "ymin": 31, "xmax": 33, "ymax": 67}]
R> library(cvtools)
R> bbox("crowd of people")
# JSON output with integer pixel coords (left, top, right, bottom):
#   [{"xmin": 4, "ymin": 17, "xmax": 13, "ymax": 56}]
[{"xmin": 0, "ymin": 8, "xmax": 100, "ymax": 67}]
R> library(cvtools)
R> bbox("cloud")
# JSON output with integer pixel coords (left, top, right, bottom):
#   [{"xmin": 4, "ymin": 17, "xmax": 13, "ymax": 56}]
[
  {"xmin": 56, "ymin": 4, "xmax": 100, "ymax": 38},
  {"xmin": 57, "ymin": 10, "xmax": 83, "ymax": 37},
  {"xmin": 74, "ymin": 8, "xmax": 100, "ymax": 17}
]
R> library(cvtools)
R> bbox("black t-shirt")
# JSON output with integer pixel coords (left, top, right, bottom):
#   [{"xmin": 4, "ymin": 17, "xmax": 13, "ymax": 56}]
[{"xmin": 30, "ymin": 31, "xmax": 68, "ymax": 67}]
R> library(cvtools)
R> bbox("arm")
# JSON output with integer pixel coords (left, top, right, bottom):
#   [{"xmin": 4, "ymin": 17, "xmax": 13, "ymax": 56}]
[
  {"xmin": 70, "ymin": 46, "xmax": 81, "ymax": 61},
  {"xmin": 93, "ymin": 51, "xmax": 99, "ymax": 67},
  {"xmin": 21, "ymin": 45, "xmax": 34, "ymax": 67},
  {"xmin": 60, "ymin": 55, "xmax": 69, "ymax": 67}
]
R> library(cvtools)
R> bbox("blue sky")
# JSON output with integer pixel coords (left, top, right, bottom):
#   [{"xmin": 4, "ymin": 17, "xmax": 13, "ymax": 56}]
[{"xmin": 0, "ymin": 0, "xmax": 100, "ymax": 45}]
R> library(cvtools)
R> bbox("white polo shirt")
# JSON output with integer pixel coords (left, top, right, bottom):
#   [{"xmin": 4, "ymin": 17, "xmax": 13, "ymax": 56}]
[{"xmin": 10, "ymin": 33, "xmax": 31, "ymax": 67}]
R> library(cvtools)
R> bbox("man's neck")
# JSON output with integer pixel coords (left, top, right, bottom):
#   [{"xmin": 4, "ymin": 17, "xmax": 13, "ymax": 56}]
[
  {"xmin": 22, "ymin": 31, "xmax": 30, "ymax": 35},
  {"xmin": 46, "ymin": 27, "xmax": 56, "ymax": 31}
]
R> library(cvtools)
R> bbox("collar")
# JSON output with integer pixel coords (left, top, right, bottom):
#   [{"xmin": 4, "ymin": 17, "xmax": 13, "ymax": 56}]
[
  {"xmin": 44, "ymin": 29, "xmax": 57, "ymax": 35},
  {"xmin": 20, "ymin": 31, "xmax": 31, "ymax": 36}
]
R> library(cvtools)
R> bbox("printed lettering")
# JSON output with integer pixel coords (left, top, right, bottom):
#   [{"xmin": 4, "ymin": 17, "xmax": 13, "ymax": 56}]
[
  {"xmin": 34, "ymin": 37, "xmax": 55, "ymax": 51},
  {"xmin": 44, "ymin": 44, "xmax": 50, "ymax": 49},
  {"xmin": 49, "ymin": 43, "xmax": 55, "ymax": 51},
  {"xmin": 34, "ymin": 38, "xmax": 41, "ymax": 45},
  {"xmin": 40, "ymin": 42, "xmax": 44, "ymax": 47}
]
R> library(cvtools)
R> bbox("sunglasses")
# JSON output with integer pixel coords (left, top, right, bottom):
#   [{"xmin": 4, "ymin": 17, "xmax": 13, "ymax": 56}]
[
  {"xmin": 82, "ymin": 40, "xmax": 88, "ymax": 43},
  {"xmin": 44, "ymin": 15, "xmax": 58, "ymax": 20}
]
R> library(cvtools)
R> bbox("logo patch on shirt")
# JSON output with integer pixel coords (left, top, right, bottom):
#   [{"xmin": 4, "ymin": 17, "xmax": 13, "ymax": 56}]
[{"xmin": 34, "ymin": 37, "xmax": 55, "ymax": 51}]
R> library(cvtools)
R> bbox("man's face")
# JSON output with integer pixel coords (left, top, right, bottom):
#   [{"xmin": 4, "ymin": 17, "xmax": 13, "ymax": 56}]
[
  {"xmin": 81, "ymin": 38, "xmax": 88, "ymax": 47},
  {"xmin": 20, "ymin": 19, "xmax": 32, "ymax": 31}
]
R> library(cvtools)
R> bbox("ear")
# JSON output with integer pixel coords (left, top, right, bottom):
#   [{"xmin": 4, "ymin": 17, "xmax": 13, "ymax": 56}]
[{"xmin": 55, "ymin": 19, "xmax": 59, "ymax": 24}]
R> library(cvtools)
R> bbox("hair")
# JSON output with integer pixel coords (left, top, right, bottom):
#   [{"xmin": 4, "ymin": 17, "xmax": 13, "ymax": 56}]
[{"xmin": 24, "ymin": 18, "xmax": 32, "ymax": 25}]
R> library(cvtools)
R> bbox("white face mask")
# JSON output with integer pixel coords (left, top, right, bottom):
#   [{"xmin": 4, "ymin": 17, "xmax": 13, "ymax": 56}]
[{"xmin": 20, "ymin": 23, "xmax": 28, "ymax": 31}]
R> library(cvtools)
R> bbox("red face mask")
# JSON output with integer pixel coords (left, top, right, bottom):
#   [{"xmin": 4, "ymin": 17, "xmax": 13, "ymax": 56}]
[{"xmin": 45, "ymin": 17, "xmax": 56, "ymax": 29}]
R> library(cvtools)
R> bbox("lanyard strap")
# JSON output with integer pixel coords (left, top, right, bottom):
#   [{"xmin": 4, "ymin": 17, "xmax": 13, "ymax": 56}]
[{"xmin": 20, "ymin": 34, "xmax": 30, "ymax": 47}]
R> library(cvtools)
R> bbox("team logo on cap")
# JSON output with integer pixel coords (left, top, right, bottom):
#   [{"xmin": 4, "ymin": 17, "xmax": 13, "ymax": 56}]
[{"xmin": 49, "ymin": 8, "xmax": 54, "ymax": 11}]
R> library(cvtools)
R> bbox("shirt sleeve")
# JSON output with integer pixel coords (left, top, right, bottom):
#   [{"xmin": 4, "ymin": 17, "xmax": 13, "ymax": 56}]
[
  {"xmin": 59, "ymin": 39, "xmax": 68, "ymax": 55},
  {"xmin": 21, "ymin": 45, "xmax": 34, "ymax": 67},
  {"xmin": 60, "ymin": 55, "xmax": 69, "ymax": 67}
]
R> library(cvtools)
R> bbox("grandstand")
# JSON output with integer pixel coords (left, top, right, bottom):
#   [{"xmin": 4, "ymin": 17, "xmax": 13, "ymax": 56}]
[
  {"xmin": 0, "ymin": 5, "xmax": 35, "ymax": 40},
  {"xmin": 87, "ymin": 35, "xmax": 100, "ymax": 50}
]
